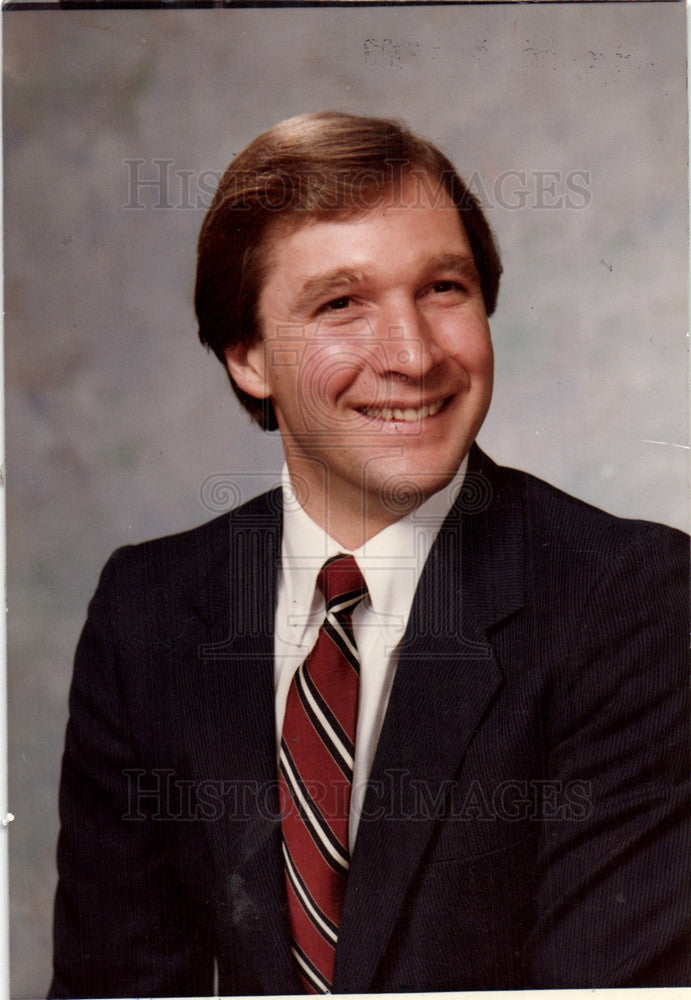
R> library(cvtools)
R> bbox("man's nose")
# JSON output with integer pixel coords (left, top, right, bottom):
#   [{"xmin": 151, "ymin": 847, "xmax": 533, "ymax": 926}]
[{"xmin": 372, "ymin": 301, "xmax": 442, "ymax": 380}]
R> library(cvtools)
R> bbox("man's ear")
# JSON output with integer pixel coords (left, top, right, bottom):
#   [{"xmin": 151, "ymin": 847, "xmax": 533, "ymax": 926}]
[{"xmin": 223, "ymin": 340, "xmax": 272, "ymax": 399}]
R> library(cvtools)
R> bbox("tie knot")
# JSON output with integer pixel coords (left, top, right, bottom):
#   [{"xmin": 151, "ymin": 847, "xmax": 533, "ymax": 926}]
[{"xmin": 318, "ymin": 553, "xmax": 367, "ymax": 610}]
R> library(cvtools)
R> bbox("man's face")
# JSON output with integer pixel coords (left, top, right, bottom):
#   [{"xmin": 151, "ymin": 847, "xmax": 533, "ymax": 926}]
[{"xmin": 226, "ymin": 172, "xmax": 493, "ymax": 546}]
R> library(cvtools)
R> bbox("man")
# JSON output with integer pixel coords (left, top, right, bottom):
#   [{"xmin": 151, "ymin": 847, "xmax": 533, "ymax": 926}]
[{"xmin": 50, "ymin": 112, "xmax": 689, "ymax": 996}]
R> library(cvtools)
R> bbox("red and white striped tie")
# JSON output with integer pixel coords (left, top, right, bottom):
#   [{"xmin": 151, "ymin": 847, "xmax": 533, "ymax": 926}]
[{"xmin": 279, "ymin": 553, "xmax": 368, "ymax": 994}]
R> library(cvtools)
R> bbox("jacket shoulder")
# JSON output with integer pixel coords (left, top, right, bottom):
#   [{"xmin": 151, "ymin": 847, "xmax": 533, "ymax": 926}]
[
  {"xmin": 478, "ymin": 449, "xmax": 688, "ymax": 554},
  {"xmin": 89, "ymin": 488, "xmax": 282, "ymax": 632},
  {"xmin": 523, "ymin": 467, "xmax": 687, "ymax": 556},
  {"xmin": 105, "ymin": 488, "xmax": 281, "ymax": 576}
]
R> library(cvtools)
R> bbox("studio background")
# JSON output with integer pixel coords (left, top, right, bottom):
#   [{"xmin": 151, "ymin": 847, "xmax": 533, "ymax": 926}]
[{"xmin": 4, "ymin": 5, "xmax": 687, "ymax": 996}]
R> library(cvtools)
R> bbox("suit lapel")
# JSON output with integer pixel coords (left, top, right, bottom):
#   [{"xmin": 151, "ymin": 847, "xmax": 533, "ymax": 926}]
[
  {"xmin": 175, "ymin": 490, "xmax": 297, "ymax": 994},
  {"xmin": 334, "ymin": 447, "xmax": 526, "ymax": 992}
]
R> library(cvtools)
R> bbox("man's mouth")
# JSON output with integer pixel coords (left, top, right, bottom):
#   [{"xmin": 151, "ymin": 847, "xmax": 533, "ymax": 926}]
[{"xmin": 359, "ymin": 398, "xmax": 447, "ymax": 423}]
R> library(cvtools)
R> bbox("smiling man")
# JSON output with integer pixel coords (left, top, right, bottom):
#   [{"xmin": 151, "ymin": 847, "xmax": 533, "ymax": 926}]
[
  {"xmin": 50, "ymin": 112, "xmax": 689, "ymax": 997},
  {"xmin": 225, "ymin": 170, "xmax": 493, "ymax": 547}
]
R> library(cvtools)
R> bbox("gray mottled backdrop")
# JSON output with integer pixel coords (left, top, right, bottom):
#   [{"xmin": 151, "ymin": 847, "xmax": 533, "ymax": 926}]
[{"xmin": 4, "ymin": 5, "xmax": 687, "ymax": 996}]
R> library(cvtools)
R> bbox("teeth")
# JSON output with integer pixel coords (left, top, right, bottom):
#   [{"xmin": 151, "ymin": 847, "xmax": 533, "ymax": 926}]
[{"xmin": 363, "ymin": 399, "xmax": 444, "ymax": 422}]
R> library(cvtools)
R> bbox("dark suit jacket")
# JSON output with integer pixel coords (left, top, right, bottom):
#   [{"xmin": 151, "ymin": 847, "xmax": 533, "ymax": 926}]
[{"xmin": 50, "ymin": 446, "xmax": 690, "ymax": 997}]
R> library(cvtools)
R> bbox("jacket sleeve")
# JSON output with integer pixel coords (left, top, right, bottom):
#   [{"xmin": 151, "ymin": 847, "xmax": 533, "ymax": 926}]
[
  {"xmin": 49, "ymin": 550, "xmax": 214, "ymax": 998},
  {"xmin": 525, "ymin": 523, "xmax": 690, "ymax": 986}
]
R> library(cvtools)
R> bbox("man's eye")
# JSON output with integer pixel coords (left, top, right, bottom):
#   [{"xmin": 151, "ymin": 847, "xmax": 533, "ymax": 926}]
[
  {"xmin": 323, "ymin": 296, "xmax": 352, "ymax": 311},
  {"xmin": 432, "ymin": 280, "xmax": 464, "ymax": 294}
]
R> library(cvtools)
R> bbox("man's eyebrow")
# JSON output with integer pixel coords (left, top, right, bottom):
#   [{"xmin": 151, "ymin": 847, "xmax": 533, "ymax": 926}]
[
  {"xmin": 291, "ymin": 269, "xmax": 365, "ymax": 315},
  {"xmin": 425, "ymin": 252, "xmax": 481, "ymax": 281}
]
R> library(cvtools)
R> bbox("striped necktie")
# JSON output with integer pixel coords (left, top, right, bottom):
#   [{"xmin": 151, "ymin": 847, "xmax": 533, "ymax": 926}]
[{"xmin": 279, "ymin": 553, "xmax": 368, "ymax": 994}]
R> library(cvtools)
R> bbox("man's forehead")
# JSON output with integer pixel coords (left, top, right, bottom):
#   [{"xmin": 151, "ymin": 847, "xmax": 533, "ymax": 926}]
[
  {"xmin": 263, "ymin": 197, "xmax": 471, "ymax": 277},
  {"xmin": 262, "ymin": 168, "xmax": 460, "ymax": 247}
]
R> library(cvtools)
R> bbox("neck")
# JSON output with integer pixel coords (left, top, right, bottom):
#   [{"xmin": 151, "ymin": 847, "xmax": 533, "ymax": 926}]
[
  {"xmin": 282, "ymin": 466, "xmax": 445, "ymax": 550},
  {"xmin": 303, "ymin": 494, "xmax": 407, "ymax": 550}
]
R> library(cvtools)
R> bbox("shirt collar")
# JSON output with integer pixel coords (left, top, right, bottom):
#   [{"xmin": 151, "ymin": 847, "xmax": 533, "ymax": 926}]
[{"xmin": 280, "ymin": 456, "xmax": 468, "ymax": 639}]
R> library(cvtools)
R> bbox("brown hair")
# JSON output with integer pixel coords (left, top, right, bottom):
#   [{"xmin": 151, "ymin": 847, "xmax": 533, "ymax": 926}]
[{"xmin": 195, "ymin": 111, "xmax": 502, "ymax": 430}]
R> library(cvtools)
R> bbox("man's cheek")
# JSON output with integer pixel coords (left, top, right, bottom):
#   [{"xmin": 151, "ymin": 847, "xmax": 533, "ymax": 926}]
[{"xmin": 287, "ymin": 345, "xmax": 363, "ymax": 429}]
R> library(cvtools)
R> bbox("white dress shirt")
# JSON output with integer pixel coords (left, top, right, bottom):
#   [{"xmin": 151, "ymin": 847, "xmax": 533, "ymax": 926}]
[{"xmin": 274, "ymin": 457, "xmax": 468, "ymax": 849}]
